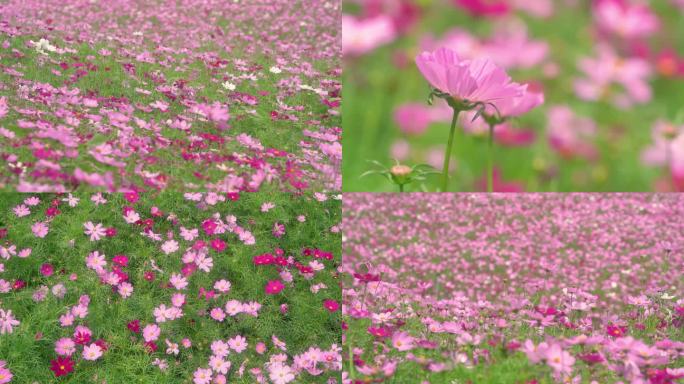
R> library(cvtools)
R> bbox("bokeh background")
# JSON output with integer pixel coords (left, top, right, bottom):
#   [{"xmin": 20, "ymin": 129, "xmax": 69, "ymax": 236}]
[{"xmin": 343, "ymin": 0, "xmax": 684, "ymax": 192}]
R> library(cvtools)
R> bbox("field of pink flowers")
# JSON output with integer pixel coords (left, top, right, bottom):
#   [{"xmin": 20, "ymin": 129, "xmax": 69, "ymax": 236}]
[
  {"xmin": 0, "ymin": 192, "xmax": 341, "ymax": 383},
  {"xmin": 0, "ymin": 0, "xmax": 341, "ymax": 193},
  {"xmin": 342, "ymin": 193, "xmax": 684, "ymax": 383}
]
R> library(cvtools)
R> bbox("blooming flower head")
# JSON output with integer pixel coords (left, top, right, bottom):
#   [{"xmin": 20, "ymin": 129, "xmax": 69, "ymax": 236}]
[
  {"xmin": 323, "ymin": 299, "xmax": 339, "ymax": 312},
  {"xmin": 543, "ymin": 343, "xmax": 575, "ymax": 375},
  {"xmin": 193, "ymin": 367, "xmax": 212, "ymax": 384},
  {"xmin": 268, "ymin": 363, "xmax": 295, "ymax": 384},
  {"xmin": 593, "ymin": 0, "xmax": 660, "ymax": 40},
  {"xmin": 143, "ymin": 324, "xmax": 161, "ymax": 342},
  {"xmin": 55, "ymin": 337, "xmax": 76, "ymax": 356},
  {"xmin": 228, "ymin": 335, "xmax": 248, "ymax": 354},
  {"xmin": 83, "ymin": 343, "xmax": 103, "ymax": 360},
  {"xmin": 415, "ymin": 47, "xmax": 525, "ymax": 111},
  {"xmin": 391, "ymin": 331, "xmax": 415, "ymax": 352},
  {"xmin": 32, "ymin": 221, "xmax": 49, "ymax": 238},
  {"xmin": 0, "ymin": 309, "xmax": 20, "ymax": 334},
  {"xmin": 0, "ymin": 361, "xmax": 12, "ymax": 384},
  {"xmin": 265, "ymin": 280, "xmax": 285, "ymax": 295},
  {"xmin": 84, "ymin": 221, "xmax": 106, "ymax": 241},
  {"xmin": 342, "ymin": 15, "xmax": 397, "ymax": 57},
  {"xmin": 50, "ymin": 356, "xmax": 74, "ymax": 377}
]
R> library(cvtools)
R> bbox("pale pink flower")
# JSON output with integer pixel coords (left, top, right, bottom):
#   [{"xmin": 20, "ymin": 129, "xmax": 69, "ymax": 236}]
[
  {"xmin": 211, "ymin": 340, "xmax": 230, "ymax": 358},
  {"xmin": 169, "ymin": 273, "xmax": 188, "ymax": 290},
  {"xmin": 342, "ymin": 15, "xmax": 396, "ymax": 57},
  {"xmin": 193, "ymin": 367, "xmax": 212, "ymax": 384},
  {"xmin": 0, "ymin": 309, "xmax": 19, "ymax": 334},
  {"xmin": 83, "ymin": 343, "xmax": 103, "ymax": 361},
  {"xmin": 268, "ymin": 363, "xmax": 295, "ymax": 384},
  {"xmin": 55, "ymin": 338, "xmax": 76, "ymax": 356},
  {"xmin": 143, "ymin": 324, "xmax": 161, "ymax": 342},
  {"xmin": 161, "ymin": 240, "xmax": 179, "ymax": 255},
  {"xmin": 13, "ymin": 205, "xmax": 30, "ymax": 217},
  {"xmin": 228, "ymin": 335, "xmax": 248, "ymax": 353},
  {"xmin": 391, "ymin": 331, "xmax": 415, "ymax": 351},
  {"xmin": 83, "ymin": 221, "xmax": 106, "ymax": 241},
  {"xmin": 31, "ymin": 222, "xmax": 49, "ymax": 238},
  {"xmin": 210, "ymin": 308, "xmax": 226, "ymax": 322},
  {"xmin": 118, "ymin": 282, "xmax": 133, "ymax": 298}
]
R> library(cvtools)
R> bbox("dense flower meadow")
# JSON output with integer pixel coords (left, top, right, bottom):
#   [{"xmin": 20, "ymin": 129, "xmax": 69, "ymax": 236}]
[
  {"xmin": 343, "ymin": 0, "xmax": 684, "ymax": 192},
  {"xmin": 0, "ymin": 192, "xmax": 341, "ymax": 383},
  {"xmin": 0, "ymin": 0, "xmax": 341, "ymax": 193},
  {"xmin": 342, "ymin": 193, "xmax": 684, "ymax": 383}
]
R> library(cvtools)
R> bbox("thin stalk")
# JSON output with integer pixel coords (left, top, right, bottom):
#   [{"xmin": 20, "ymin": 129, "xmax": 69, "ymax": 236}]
[
  {"xmin": 348, "ymin": 336, "xmax": 355, "ymax": 381},
  {"xmin": 441, "ymin": 109, "xmax": 461, "ymax": 192},
  {"xmin": 487, "ymin": 123, "xmax": 494, "ymax": 193},
  {"xmin": 399, "ymin": 184, "xmax": 404, "ymax": 193}
]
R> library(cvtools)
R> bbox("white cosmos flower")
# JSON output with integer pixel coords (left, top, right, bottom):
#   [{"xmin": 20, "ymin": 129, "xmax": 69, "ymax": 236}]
[
  {"xmin": 30, "ymin": 38, "xmax": 57, "ymax": 55},
  {"xmin": 222, "ymin": 81, "xmax": 236, "ymax": 91},
  {"xmin": 269, "ymin": 66, "xmax": 282, "ymax": 74}
]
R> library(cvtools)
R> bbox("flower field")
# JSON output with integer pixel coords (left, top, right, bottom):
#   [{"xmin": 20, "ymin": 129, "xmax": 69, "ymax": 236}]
[
  {"xmin": 0, "ymin": 192, "xmax": 341, "ymax": 383},
  {"xmin": 343, "ymin": 0, "xmax": 684, "ymax": 192},
  {"xmin": 342, "ymin": 193, "xmax": 684, "ymax": 383},
  {"xmin": 0, "ymin": 0, "xmax": 341, "ymax": 193}
]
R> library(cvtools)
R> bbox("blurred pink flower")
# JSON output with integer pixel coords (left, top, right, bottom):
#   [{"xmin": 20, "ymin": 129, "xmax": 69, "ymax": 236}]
[
  {"xmin": 453, "ymin": 0, "xmax": 510, "ymax": 17},
  {"xmin": 575, "ymin": 45, "xmax": 652, "ymax": 108},
  {"xmin": 594, "ymin": 0, "xmax": 660, "ymax": 40},
  {"xmin": 342, "ymin": 15, "xmax": 396, "ymax": 57},
  {"xmin": 547, "ymin": 105, "xmax": 598, "ymax": 160}
]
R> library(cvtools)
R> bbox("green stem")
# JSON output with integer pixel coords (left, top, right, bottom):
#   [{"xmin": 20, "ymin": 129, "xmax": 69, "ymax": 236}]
[
  {"xmin": 399, "ymin": 184, "xmax": 404, "ymax": 193},
  {"xmin": 348, "ymin": 336, "xmax": 355, "ymax": 381},
  {"xmin": 441, "ymin": 109, "xmax": 461, "ymax": 192},
  {"xmin": 488, "ymin": 123, "xmax": 494, "ymax": 193}
]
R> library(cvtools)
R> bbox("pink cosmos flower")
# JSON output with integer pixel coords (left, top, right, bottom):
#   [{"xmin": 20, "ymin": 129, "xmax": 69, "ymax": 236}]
[
  {"xmin": 391, "ymin": 331, "xmax": 415, "ymax": 351},
  {"xmin": 0, "ymin": 309, "xmax": 19, "ymax": 334},
  {"xmin": 575, "ymin": 45, "xmax": 652, "ymax": 108},
  {"xmin": 83, "ymin": 221, "xmax": 106, "ymax": 241},
  {"xmin": 161, "ymin": 240, "xmax": 179, "ymax": 254},
  {"xmin": 40, "ymin": 263, "xmax": 54, "ymax": 277},
  {"xmin": 13, "ymin": 204, "xmax": 30, "ymax": 217},
  {"xmin": 210, "ymin": 308, "xmax": 226, "ymax": 322},
  {"xmin": 593, "ymin": 0, "xmax": 660, "ymax": 40},
  {"xmin": 0, "ymin": 361, "xmax": 12, "ymax": 384},
  {"xmin": 169, "ymin": 273, "xmax": 188, "ymax": 290},
  {"xmin": 225, "ymin": 300, "xmax": 243, "ymax": 316},
  {"xmin": 82, "ymin": 343, "xmax": 103, "ymax": 360},
  {"xmin": 268, "ymin": 363, "xmax": 295, "ymax": 384},
  {"xmin": 415, "ymin": 47, "xmax": 524, "ymax": 111},
  {"xmin": 143, "ymin": 324, "xmax": 161, "ymax": 342},
  {"xmin": 209, "ymin": 355, "xmax": 230, "ymax": 375},
  {"xmin": 265, "ymin": 280, "xmax": 285, "ymax": 295},
  {"xmin": 193, "ymin": 367, "xmax": 212, "ymax": 384},
  {"xmin": 117, "ymin": 282, "xmax": 134, "ymax": 298},
  {"xmin": 211, "ymin": 340, "xmax": 229, "ymax": 358},
  {"xmin": 547, "ymin": 105, "xmax": 598, "ymax": 160},
  {"xmin": 228, "ymin": 335, "xmax": 247, "ymax": 353},
  {"xmin": 55, "ymin": 337, "xmax": 76, "ymax": 356},
  {"xmin": 31, "ymin": 221, "xmax": 49, "ymax": 238},
  {"xmin": 342, "ymin": 15, "xmax": 396, "ymax": 57},
  {"xmin": 543, "ymin": 343, "xmax": 575, "ymax": 375},
  {"xmin": 453, "ymin": 0, "xmax": 509, "ymax": 17}
]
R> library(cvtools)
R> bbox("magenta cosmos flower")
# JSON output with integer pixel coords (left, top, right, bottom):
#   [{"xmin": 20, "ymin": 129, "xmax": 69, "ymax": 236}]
[{"xmin": 415, "ymin": 47, "xmax": 525, "ymax": 110}]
